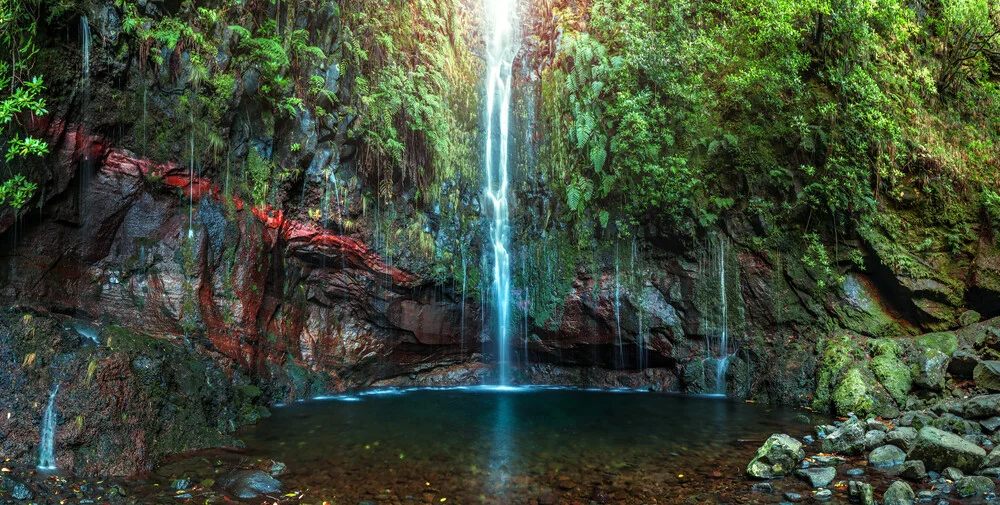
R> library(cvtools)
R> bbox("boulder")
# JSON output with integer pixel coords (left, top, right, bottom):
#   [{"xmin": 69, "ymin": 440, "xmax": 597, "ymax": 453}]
[
  {"xmin": 863, "ymin": 430, "xmax": 887, "ymax": 450},
  {"xmin": 974, "ymin": 361, "xmax": 1000, "ymax": 391},
  {"xmin": 981, "ymin": 416, "xmax": 1000, "ymax": 432},
  {"xmin": 795, "ymin": 467, "xmax": 836, "ymax": 488},
  {"xmin": 848, "ymin": 481, "xmax": 875, "ymax": 505},
  {"xmin": 900, "ymin": 460, "xmax": 927, "ymax": 481},
  {"xmin": 907, "ymin": 427, "xmax": 986, "ymax": 472},
  {"xmin": 964, "ymin": 395, "xmax": 1000, "ymax": 419},
  {"xmin": 949, "ymin": 350, "xmax": 980, "ymax": 379},
  {"xmin": 942, "ymin": 467, "xmax": 965, "ymax": 480},
  {"xmin": 881, "ymin": 480, "xmax": 915, "ymax": 505},
  {"xmin": 982, "ymin": 445, "xmax": 1000, "ymax": 468},
  {"xmin": 954, "ymin": 475, "xmax": 996, "ymax": 497},
  {"xmin": 217, "ymin": 470, "xmax": 282, "ymax": 499},
  {"xmin": 886, "ymin": 427, "xmax": 919, "ymax": 450},
  {"xmin": 747, "ymin": 434, "xmax": 805, "ymax": 479},
  {"xmin": 821, "ymin": 416, "xmax": 866, "ymax": 455},
  {"xmin": 912, "ymin": 350, "xmax": 949, "ymax": 390},
  {"xmin": 869, "ymin": 444, "xmax": 907, "ymax": 469}
]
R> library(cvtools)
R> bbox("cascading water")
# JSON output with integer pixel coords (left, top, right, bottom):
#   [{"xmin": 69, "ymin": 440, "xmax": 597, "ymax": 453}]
[
  {"xmin": 483, "ymin": 0, "xmax": 518, "ymax": 385},
  {"xmin": 78, "ymin": 16, "xmax": 92, "ymax": 220},
  {"xmin": 715, "ymin": 239, "xmax": 730, "ymax": 394},
  {"xmin": 38, "ymin": 385, "xmax": 59, "ymax": 470}
]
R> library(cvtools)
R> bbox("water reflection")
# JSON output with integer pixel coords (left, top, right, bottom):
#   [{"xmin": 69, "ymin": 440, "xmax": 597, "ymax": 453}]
[{"xmin": 486, "ymin": 392, "xmax": 515, "ymax": 498}]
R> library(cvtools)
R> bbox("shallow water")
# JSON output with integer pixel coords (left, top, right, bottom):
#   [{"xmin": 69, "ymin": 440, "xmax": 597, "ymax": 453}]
[{"xmin": 230, "ymin": 387, "xmax": 815, "ymax": 504}]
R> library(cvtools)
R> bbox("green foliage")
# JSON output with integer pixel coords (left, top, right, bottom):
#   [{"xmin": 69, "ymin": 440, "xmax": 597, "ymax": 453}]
[
  {"xmin": 0, "ymin": 0, "xmax": 49, "ymax": 208},
  {"xmin": 246, "ymin": 150, "xmax": 273, "ymax": 207}
]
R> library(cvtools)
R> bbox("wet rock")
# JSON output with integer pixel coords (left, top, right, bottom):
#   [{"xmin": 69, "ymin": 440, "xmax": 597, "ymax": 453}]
[
  {"xmin": 867, "ymin": 418, "xmax": 888, "ymax": 432},
  {"xmin": 869, "ymin": 444, "xmax": 907, "ymax": 469},
  {"xmin": 848, "ymin": 481, "xmax": 875, "ymax": 505},
  {"xmin": 899, "ymin": 411, "xmax": 936, "ymax": 430},
  {"xmin": 981, "ymin": 416, "xmax": 1000, "ymax": 432},
  {"xmin": 863, "ymin": 430, "xmax": 887, "ymax": 450},
  {"xmin": 912, "ymin": 350, "xmax": 949, "ymax": 390},
  {"xmin": 886, "ymin": 427, "xmax": 919, "ymax": 450},
  {"xmin": 982, "ymin": 446, "xmax": 1000, "ymax": 467},
  {"xmin": 900, "ymin": 460, "xmax": 928, "ymax": 481},
  {"xmin": 942, "ymin": 467, "xmax": 964, "ymax": 480},
  {"xmin": 908, "ymin": 426, "xmax": 986, "ymax": 472},
  {"xmin": 930, "ymin": 412, "xmax": 981, "ymax": 436},
  {"xmin": 810, "ymin": 455, "xmax": 845, "ymax": 467},
  {"xmin": 965, "ymin": 395, "xmax": 1000, "ymax": 419},
  {"xmin": 1, "ymin": 477, "xmax": 34, "ymax": 501},
  {"xmin": 783, "ymin": 491, "xmax": 805, "ymax": 502},
  {"xmin": 954, "ymin": 475, "xmax": 995, "ymax": 497},
  {"xmin": 949, "ymin": 350, "xmax": 980, "ymax": 379},
  {"xmin": 821, "ymin": 416, "xmax": 866, "ymax": 455},
  {"xmin": 217, "ymin": 470, "xmax": 282, "ymax": 499},
  {"xmin": 795, "ymin": 467, "xmax": 836, "ymax": 488},
  {"xmin": 750, "ymin": 482, "xmax": 773, "ymax": 494},
  {"xmin": 845, "ymin": 467, "xmax": 865, "ymax": 476},
  {"xmin": 977, "ymin": 467, "xmax": 1000, "ymax": 478},
  {"xmin": 813, "ymin": 489, "xmax": 833, "ymax": 501},
  {"xmin": 961, "ymin": 310, "xmax": 983, "ymax": 327},
  {"xmin": 975, "ymin": 361, "xmax": 1000, "ymax": 391},
  {"xmin": 747, "ymin": 434, "xmax": 805, "ymax": 478},
  {"xmin": 882, "ymin": 481, "xmax": 915, "ymax": 505}
]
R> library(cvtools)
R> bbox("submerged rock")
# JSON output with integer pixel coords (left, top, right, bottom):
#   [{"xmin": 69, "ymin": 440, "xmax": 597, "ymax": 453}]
[
  {"xmin": 907, "ymin": 426, "xmax": 986, "ymax": 472},
  {"xmin": 869, "ymin": 444, "xmax": 907, "ymax": 469},
  {"xmin": 217, "ymin": 470, "xmax": 282, "ymax": 499},
  {"xmin": 795, "ymin": 467, "xmax": 836, "ymax": 488},
  {"xmin": 747, "ymin": 434, "xmax": 805, "ymax": 479},
  {"xmin": 882, "ymin": 481, "xmax": 915, "ymax": 505}
]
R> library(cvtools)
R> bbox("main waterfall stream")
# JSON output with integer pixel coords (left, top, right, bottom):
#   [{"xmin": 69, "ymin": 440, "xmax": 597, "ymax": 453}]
[{"xmin": 483, "ymin": 0, "xmax": 517, "ymax": 385}]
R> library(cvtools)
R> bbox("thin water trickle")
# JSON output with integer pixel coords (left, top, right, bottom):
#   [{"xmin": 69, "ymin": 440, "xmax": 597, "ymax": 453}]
[
  {"xmin": 614, "ymin": 241, "xmax": 623, "ymax": 369},
  {"xmin": 78, "ymin": 16, "xmax": 93, "ymax": 222},
  {"xmin": 38, "ymin": 385, "xmax": 59, "ymax": 470},
  {"xmin": 483, "ymin": 0, "xmax": 518, "ymax": 385}
]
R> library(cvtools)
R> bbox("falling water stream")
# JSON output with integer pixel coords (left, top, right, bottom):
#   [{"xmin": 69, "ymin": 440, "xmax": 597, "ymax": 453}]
[
  {"xmin": 483, "ymin": 0, "xmax": 518, "ymax": 385},
  {"xmin": 37, "ymin": 385, "xmax": 59, "ymax": 470},
  {"xmin": 78, "ymin": 16, "xmax": 92, "ymax": 221}
]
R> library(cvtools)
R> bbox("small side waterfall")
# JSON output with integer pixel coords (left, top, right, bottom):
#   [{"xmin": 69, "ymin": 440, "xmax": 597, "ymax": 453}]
[
  {"xmin": 78, "ymin": 16, "xmax": 93, "ymax": 220},
  {"xmin": 714, "ymin": 239, "xmax": 730, "ymax": 394},
  {"xmin": 38, "ymin": 385, "xmax": 59, "ymax": 470},
  {"xmin": 483, "ymin": 0, "xmax": 518, "ymax": 385}
]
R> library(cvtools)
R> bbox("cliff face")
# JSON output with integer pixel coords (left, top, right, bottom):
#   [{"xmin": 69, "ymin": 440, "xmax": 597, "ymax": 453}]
[{"xmin": 1, "ymin": 0, "xmax": 999, "ymax": 476}]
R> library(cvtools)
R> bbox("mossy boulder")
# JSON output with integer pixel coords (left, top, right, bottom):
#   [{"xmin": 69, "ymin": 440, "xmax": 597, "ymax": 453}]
[
  {"xmin": 871, "ymin": 353, "xmax": 911, "ymax": 405},
  {"xmin": 822, "ymin": 416, "xmax": 866, "ymax": 455},
  {"xmin": 955, "ymin": 475, "xmax": 995, "ymax": 497},
  {"xmin": 881, "ymin": 481, "xmax": 915, "ymax": 505},
  {"xmin": 907, "ymin": 427, "xmax": 986, "ymax": 472},
  {"xmin": 747, "ymin": 433, "xmax": 805, "ymax": 478},
  {"xmin": 835, "ymin": 274, "xmax": 902, "ymax": 337},
  {"xmin": 914, "ymin": 332, "xmax": 959, "ymax": 357},
  {"xmin": 833, "ymin": 367, "xmax": 876, "ymax": 417},
  {"xmin": 974, "ymin": 361, "xmax": 1000, "ymax": 391},
  {"xmin": 911, "ymin": 349, "xmax": 949, "ymax": 390}
]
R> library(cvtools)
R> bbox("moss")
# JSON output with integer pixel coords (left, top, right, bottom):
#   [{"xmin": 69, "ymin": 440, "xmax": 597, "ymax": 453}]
[
  {"xmin": 915, "ymin": 332, "xmax": 959, "ymax": 357},
  {"xmin": 871, "ymin": 354, "xmax": 911, "ymax": 405},
  {"xmin": 834, "ymin": 367, "xmax": 875, "ymax": 417},
  {"xmin": 813, "ymin": 336, "xmax": 863, "ymax": 411}
]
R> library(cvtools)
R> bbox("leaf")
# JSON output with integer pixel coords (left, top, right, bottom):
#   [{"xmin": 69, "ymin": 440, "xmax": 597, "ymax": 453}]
[
  {"xmin": 590, "ymin": 142, "xmax": 607, "ymax": 173},
  {"xmin": 599, "ymin": 210, "xmax": 610, "ymax": 228}
]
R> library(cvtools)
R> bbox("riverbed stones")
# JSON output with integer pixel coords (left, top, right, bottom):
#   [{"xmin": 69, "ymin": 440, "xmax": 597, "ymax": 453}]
[
  {"xmin": 900, "ymin": 460, "xmax": 928, "ymax": 481},
  {"xmin": 965, "ymin": 395, "xmax": 1000, "ymax": 419},
  {"xmin": 907, "ymin": 426, "xmax": 986, "ymax": 472},
  {"xmin": 864, "ymin": 430, "xmax": 887, "ymax": 450},
  {"xmin": 869, "ymin": 444, "xmax": 907, "ymax": 469},
  {"xmin": 975, "ymin": 361, "xmax": 1000, "ymax": 391},
  {"xmin": 913, "ymin": 350, "xmax": 949, "ymax": 390},
  {"xmin": 217, "ymin": 470, "xmax": 282, "ymax": 499},
  {"xmin": 886, "ymin": 427, "xmax": 919, "ymax": 450},
  {"xmin": 882, "ymin": 481, "xmax": 916, "ymax": 505},
  {"xmin": 795, "ymin": 467, "xmax": 836, "ymax": 488},
  {"xmin": 982, "ymin": 446, "xmax": 1000, "ymax": 467},
  {"xmin": 747, "ymin": 434, "xmax": 805, "ymax": 478},
  {"xmin": 950, "ymin": 350, "xmax": 980, "ymax": 379},
  {"xmin": 0, "ymin": 477, "xmax": 33, "ymax": 501},
  {"xmin": 954, "ymin": 475, "xmax": 996, "ymax": 497},
  {"xmin": 848, "ymin": 481, "xmax": 875, "ymax": 505},
  {"xmin": 821, "ymin": 416, "xmax": 866, "ymax": 455},
  {"xmin": 809, "ymin": 455, "xmax": 845, "ymax": 467}
]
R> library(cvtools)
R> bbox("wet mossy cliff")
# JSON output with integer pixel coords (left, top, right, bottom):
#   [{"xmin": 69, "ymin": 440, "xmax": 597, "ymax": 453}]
[{"xmin": 1, "ymin": 0, "xmax": 1000, "ymax": 475}]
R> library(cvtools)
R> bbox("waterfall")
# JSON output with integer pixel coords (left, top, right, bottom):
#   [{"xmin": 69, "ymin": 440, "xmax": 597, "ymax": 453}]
[
  {"xmin": 614, "ymin": 242, "xmax": 623, "ymax": 368},
  {"xmin": 38, "ymin": 385, "xmax": 59, "ymax": 470},
  {"xmin": 78, "ymin": 16, "xmax": 92, "ymax": 220},
  {"xmin": 715, "ymin": 238, "xmax": 730, "ymax": 393},
  {"xmin": 483, "ymin": 0, "xmax": 518, "ymax": 385}
]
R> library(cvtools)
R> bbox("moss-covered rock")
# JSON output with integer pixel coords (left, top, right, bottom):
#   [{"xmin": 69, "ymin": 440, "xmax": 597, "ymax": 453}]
[
  {"xmin": 834, "ymin": 368, "xmax": 876, "ymax": 417},
  {"xmin": 914, "ymin": 332, "xmax": 959, "ymax": 357},
  {"xmin": 871, "ymin": 354, "xmax": 911, "ymax": 405},
  {"xmin": 908, "ymin": 427, "xmax": 986, "ymax": 472},
  {"xmin": 747, "ymin": 433, "xmax": 805, "ymax": 478}
]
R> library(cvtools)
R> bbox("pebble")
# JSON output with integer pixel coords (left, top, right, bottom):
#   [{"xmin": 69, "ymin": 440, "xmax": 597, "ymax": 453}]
[
  {"xmin": 814, "ymin": 489, "xmax": 833, "ymax": 501},
  {"xmin": 783, "ymin": 491, "xmax": 804, "ymax": 502}
]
